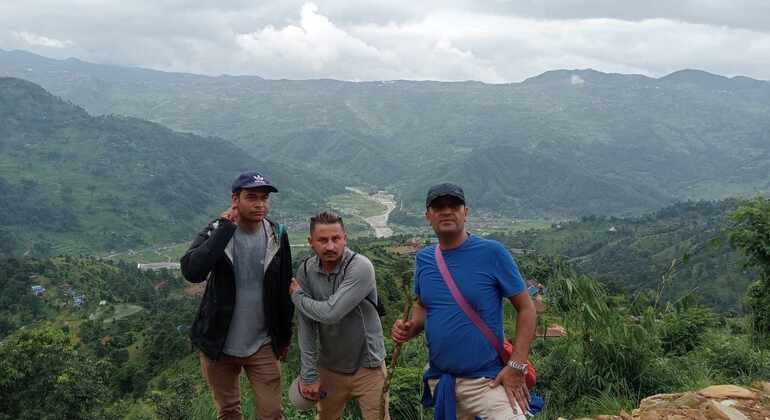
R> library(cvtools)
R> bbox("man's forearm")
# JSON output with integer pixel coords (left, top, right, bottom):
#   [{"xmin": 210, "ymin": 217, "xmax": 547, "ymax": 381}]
[
  {"xmin": 291, "ymin": 291, "xmax": 358, "ymax": 324},
  {"xmin": 510, "ymin": 295, "xmax": 537, "ymax": 362},
  {"xmin": 180, "ymin": 219, "xmax": 236, "ymax": 282},
  {"xmin": 290, "ymin": 265, "xmax": 374, "ymax": 324},
  {"xmin": 298, "ymin": 313, "xmax": 320, "ymax": 383},
  {"xmin": 409, "ymin": 300, "xmax": 427, "ymax": 338}
]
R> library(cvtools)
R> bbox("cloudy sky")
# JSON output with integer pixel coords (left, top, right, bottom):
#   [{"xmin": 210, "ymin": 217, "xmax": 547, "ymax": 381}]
[{"xmin": 1, "ymin": 0, "xmax": 770, "ymax": 82}]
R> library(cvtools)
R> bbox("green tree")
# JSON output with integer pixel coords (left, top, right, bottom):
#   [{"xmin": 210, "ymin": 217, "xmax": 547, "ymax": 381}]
[
  {"xmin": 660, "ymin": 298, "xmax": 716, "ymax": 355},
  {"xmin": 149, "ymin": 374, "xmax": 196, "ymax": 420},
  {"xmin": 728, "ymin": 197, "xmax": 770, "ymax": 346},
  {"xmin": 141, "ymin": 319, "xmax": 191, "ymax": 374},
  {"xmin": 0, "ymin": 324, "xmax": 111, "ymax": 419}
]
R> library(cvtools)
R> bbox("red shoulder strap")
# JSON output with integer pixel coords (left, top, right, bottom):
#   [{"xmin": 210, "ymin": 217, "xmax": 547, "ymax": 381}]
[{"xmin": 434, "ymin": 245, "xmax": 506, "ymax": 364}]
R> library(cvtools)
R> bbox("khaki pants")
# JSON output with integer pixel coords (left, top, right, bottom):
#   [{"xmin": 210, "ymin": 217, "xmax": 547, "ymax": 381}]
[
  {"xmin": 316, "ymin": 364, "xmax": 390, "ymax": 420},
  {"xmin": 428, "ymin": 377, "xmax": 526, "ymax": 420},
  {"xmin": 199, "ymin": 345, "xmax": 283, "ymax": 420}
]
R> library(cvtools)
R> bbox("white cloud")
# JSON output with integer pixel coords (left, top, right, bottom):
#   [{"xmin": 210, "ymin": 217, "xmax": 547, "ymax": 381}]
[
  {"xmin": 235, "ymin": 3, "xmax": 387, "ymax": 73},
  {"xmin": 2, "ymin": 1, "xmax": 770, "ymax": 82},
  {"xmin": 12, "ymin": 31, "xmax": 74, "ymax": 48}
]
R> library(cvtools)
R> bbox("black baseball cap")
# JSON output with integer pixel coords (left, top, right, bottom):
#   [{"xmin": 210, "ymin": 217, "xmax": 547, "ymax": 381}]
[
  {"xmin": 231, "ymin": 171, "xmax": 278, "ymax": 193},
  {"xmin": 426, "ymin": 183, "xmax": 465, "ymax": 208}
]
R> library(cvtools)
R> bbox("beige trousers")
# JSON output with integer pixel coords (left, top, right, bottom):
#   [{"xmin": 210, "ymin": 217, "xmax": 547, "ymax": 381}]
[
  {"xmin": 316, "ymin": 364, "xmax": 390, "ymax": 420},
  {"xmin": 199, "ymin": 345, "xmax": 283, "ymax": 420},
  {"xmin": 428, "ymin": 377, "xmax": 527, "ymax": 420}
]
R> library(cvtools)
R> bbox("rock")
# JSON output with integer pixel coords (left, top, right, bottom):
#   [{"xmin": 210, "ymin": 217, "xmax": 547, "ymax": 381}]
[
  {"xmin": 637, "ymin": 411, "xmax": 659, "ymax": 420},
  {"xmin": 703, "ymin": 400, "xmax": 731, "ymax": 419},
  {"xmin": 638, "ymin": 392, "xmax": 683, "ymax": 411},
  {"xmin": 637, "ymin": 392, "xmax": 710, "ymax": 413},
  {"xmin": 718, "ymin": 400, "xmax": 750, "ymax": 420},
  {"xmin": 674, "ymin": 392, "xmax": 709, "ymax": 408},
  {"xmin": 699, "ymin": 385, "xmax": 758, "ymax": 400},
  {"xmin": 571, "ymin": 382, "xmax": 769, "ymax": 420}
]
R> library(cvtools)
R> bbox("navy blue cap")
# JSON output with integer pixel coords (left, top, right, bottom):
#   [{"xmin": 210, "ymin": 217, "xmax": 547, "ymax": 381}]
[
  {"xmin": 426, "ymin": 183, "xmax": 465, "ymax": 208},
  {"xmin": 231, "ymin": 171, "xmax": 278, "ymax": 193}
]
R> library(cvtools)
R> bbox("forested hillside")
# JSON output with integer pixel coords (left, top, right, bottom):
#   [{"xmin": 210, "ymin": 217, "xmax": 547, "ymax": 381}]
[
  {"xmin": 494, "ymin": 200, "xmax": 751, "ymax": 310},
  {"xmin": 3, "ymin": 50, "xmax": 770, "ymax": 217},
  {"xmin": 3, "ymin": 230, "xmax": 769, "ymax": 419},
  {"xmin": 0, "ymin": 77, "xmax": 341, "ymax": 256}
]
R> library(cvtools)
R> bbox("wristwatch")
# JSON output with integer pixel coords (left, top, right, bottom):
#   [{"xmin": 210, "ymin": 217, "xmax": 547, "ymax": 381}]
[{"xmin": 507, "ymin": 360, "xmax": 528, "ymax": 374}]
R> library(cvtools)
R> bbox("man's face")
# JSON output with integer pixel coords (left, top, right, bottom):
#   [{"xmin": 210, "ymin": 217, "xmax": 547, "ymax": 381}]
[
  {"xmin": 308, "ymin": 223, "xmax": 347, "ymax": 267},
  {"xmin": 232, "ymin": 187, "xmax": 271, "ymax": 223},
  {"xmin": 425, "ymin": 196, "xmax": 468, "ymax": 236}
]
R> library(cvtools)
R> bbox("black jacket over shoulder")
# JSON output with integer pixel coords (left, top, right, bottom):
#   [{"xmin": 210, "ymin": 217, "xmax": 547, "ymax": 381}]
[{"xmin": 180, "ymin": 217, "xmax": 293, "ymax": 360}]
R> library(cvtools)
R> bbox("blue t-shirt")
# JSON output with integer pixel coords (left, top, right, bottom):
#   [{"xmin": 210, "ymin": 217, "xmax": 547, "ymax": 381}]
[{"xmin": 415, "ymin": 234, "xmax": 526, "ymax": 378}]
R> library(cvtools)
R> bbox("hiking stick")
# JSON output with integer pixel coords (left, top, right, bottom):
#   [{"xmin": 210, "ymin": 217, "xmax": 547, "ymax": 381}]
[{"xmin": 380, "ymin": 270, "xmax": 414, "ymax": 420}]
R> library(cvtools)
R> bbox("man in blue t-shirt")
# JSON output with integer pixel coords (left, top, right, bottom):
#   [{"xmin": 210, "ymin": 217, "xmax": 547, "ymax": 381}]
[{"xmin": 392, "ymin": 183, "xmax": 536, "ymax": 420}]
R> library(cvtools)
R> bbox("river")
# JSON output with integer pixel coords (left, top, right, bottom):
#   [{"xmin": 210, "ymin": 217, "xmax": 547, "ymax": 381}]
[{"xmin": 345, "ymin": 187, "xmax": 397, "ymax": 238}]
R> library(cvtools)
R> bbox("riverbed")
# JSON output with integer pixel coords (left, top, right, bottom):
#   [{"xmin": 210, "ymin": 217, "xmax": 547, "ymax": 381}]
[{"xmin": 345, "ymin": 187, "xmax": 397, "ymax": 238}]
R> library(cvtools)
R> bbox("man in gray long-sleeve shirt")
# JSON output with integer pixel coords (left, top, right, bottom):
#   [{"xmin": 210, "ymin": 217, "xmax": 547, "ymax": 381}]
[{"xmin": 289, "ymin": 211, "xmax": 389, "ymax": 420}]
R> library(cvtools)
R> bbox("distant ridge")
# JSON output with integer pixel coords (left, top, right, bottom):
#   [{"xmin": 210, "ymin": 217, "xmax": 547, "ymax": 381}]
[
  {"xmin": 522, "ymin": 68, "xmax": 656, "ymax": 85},
  {"xmin": 0, "ymin": 49, "xmax": 264, "ymax": 84},
  {"xmin": 2, "ymin": 49, "xmax": 770, "ymax": 219},
  {"xmin": 3, "ymin": 49, "xmax": 767, "ymax": 85}
]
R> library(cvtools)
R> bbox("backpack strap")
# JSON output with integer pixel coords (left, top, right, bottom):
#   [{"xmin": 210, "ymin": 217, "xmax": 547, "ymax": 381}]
[
  {"xmin": 342, "ymin": 253, "xmax": 384, "ymax": 316},
  {"xmin": 342, "ymin": 252, "xmax": 358, "ymax": 275},
  {"xmin": 302, "ymin": 255, "xmax": 312, "ymax": 280}
]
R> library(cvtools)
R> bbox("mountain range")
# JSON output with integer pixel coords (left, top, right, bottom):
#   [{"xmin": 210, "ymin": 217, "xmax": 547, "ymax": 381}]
[{"xmin": 2, "ymin": 49, "xmax": 769, "ymax": 218}]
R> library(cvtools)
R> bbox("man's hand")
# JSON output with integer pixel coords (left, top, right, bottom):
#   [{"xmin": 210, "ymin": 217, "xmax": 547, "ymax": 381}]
[
  {"xmin": 289, "ymin": 277, "xmax": 301, "ymax": 294},
  {"xmin": 300, "ymin": 381, "xmax": 321, "ymax": 401},
  {"xmin": 220, "ymin": 205, "xmax": 240, "ymax": 224},
  {"xmin": 277, "ymin": 346, "xmax": 289, "ymax": 362},
  {"xmin": 489, "ymin": 365, "xmax": 530, "ymax": 415},
  {"xmin": 391, "ymin": 319, "xmax": 414, "ymax": 343}
]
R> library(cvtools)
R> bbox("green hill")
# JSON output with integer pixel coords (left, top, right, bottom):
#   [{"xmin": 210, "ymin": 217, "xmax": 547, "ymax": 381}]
[
  {"xmin": 401, "ymin": 145, "xmax": 670, "ymax": 217},
  {"xmin": 0, "ymin": 77, "xmax": 341, "ymax": 256},
  {"xmin": 494, "ymin": 199, "xmax": 753, "ymax": 310},
  {"xmin": 3, "ymin": 236, "xmax": 769, "ymax": 419},
  {"xmin": 2, "ymin": 50, "xmax": 770, "ymax": 217}
]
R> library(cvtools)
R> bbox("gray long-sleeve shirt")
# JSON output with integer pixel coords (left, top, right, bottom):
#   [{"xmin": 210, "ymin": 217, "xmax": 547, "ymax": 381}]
[{"xmin": 292, "ymin": 248, "xmax": 385, "ymax": 383}]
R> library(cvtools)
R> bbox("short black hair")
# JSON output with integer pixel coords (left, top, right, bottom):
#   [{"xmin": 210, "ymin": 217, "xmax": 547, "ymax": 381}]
[{"xmin": 310, "ymin": 211, "xmax": 345, "ymax": 233}]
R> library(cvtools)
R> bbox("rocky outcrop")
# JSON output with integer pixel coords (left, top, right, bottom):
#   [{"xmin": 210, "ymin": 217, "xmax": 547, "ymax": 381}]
[{"xmin": 563, "ymin": 382, "xmax": 770, "ymax": 420}]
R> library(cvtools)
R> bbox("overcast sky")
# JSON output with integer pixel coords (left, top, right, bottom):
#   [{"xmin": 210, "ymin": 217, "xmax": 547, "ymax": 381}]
[{"xmin": 2, "ymin": 0, "xmax": 770, "ymax": 82}]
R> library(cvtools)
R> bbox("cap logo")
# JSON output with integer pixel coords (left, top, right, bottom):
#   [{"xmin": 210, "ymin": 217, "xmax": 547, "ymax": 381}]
[{"xmin": 252, "ymin": 174, "xmax": 265, "ymax": 184}]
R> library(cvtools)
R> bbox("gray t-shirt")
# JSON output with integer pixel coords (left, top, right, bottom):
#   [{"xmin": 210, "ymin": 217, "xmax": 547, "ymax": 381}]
[{"xmin": 223, "ymin": 223, "xmax": 270, "ymax": 357}]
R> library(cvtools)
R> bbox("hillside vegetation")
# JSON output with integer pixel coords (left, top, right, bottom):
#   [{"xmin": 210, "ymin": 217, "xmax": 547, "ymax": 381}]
[
  {"xmin": 2, "ymin": 223, "xmax": 769, "ymax": 419},
  {"xmin": 494, "ymin": 199, "xmax": 753, "ymax": 310},
  {"xmin": 3, "ymin": 50, "xmax": 770, "ymax": 217},
  {"xmin": 0, "ymin": 77, "xmax": 341, "ymax": 256}
]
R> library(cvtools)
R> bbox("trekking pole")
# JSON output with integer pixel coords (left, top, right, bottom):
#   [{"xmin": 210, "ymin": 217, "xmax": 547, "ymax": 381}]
[{"xmin": 380, "ymin": 270, "xmax": 414, "ymax": 420}]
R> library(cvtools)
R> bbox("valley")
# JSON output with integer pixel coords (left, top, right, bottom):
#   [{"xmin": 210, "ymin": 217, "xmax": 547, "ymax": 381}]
[{"xmin": 1, "ymin": 50, "xmax": 769, "ymax": 420}]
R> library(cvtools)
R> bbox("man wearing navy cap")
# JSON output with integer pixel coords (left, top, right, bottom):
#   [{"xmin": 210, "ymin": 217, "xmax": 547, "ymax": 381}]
[
  {"xmin": 181, "ymin": 171, "xmax": 293, "ymax": 420},
  {"xmin": 391, "ymin": 183, "xmax": 536, "ymax": 420}
]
